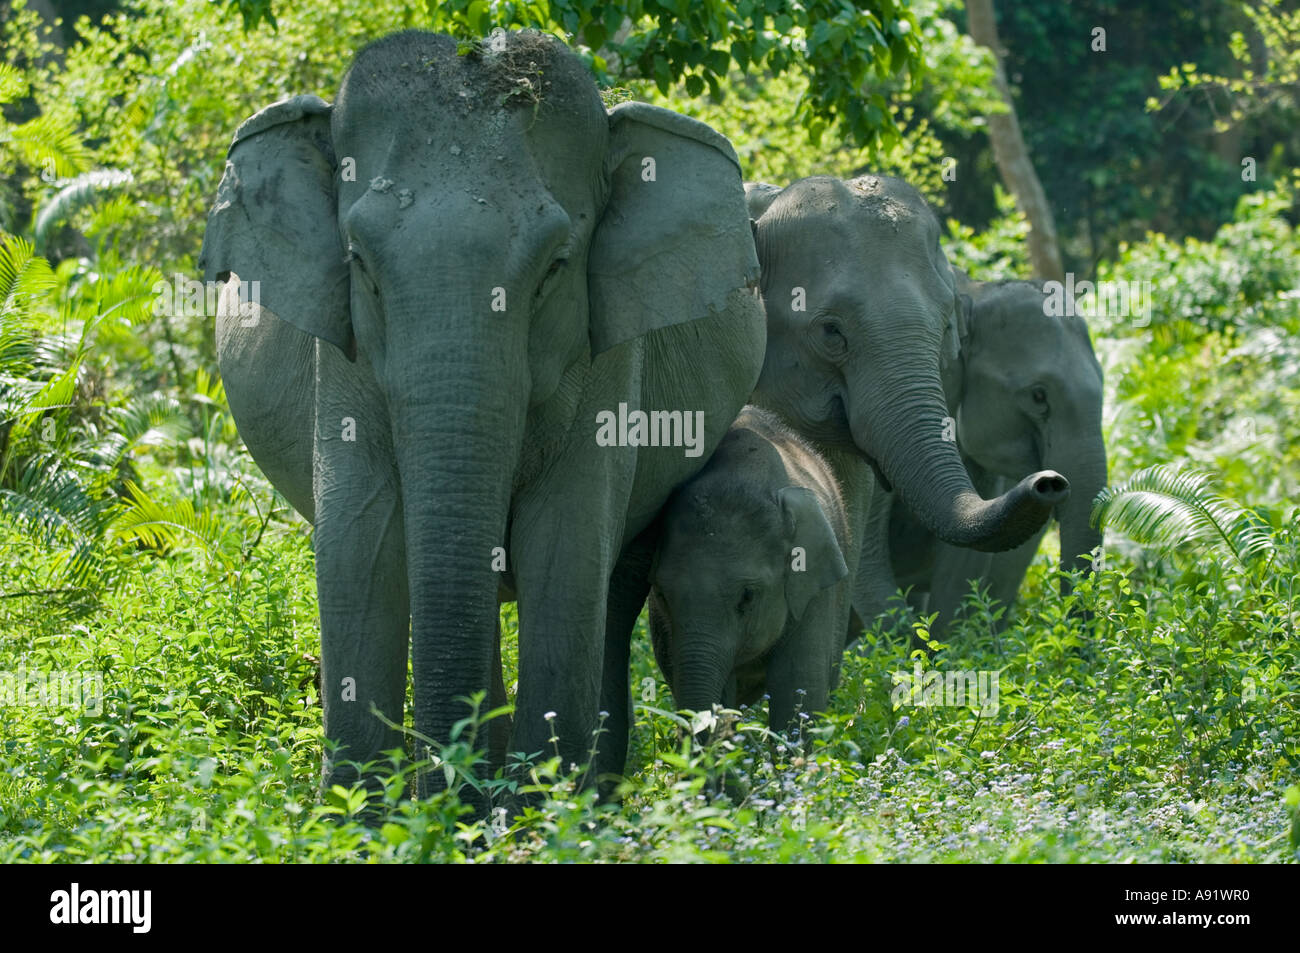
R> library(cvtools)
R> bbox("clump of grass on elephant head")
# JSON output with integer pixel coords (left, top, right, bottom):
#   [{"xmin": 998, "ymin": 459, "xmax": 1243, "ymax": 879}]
[{"xmin": 446, "ymin": 29, "xmax": 561, "ymax": 113}]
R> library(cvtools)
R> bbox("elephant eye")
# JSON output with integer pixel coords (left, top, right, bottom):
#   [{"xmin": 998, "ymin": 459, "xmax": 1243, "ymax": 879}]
[
  {"xmin": 815, "ymin": 317, "xmax": 848, "ymax": 360},
  {"xmin": 1031, "ymin": 386, "xmax": 1048, "ymax": 405},
  {"xmin": 535, "ymin": 256, "xmax": 568, "ymax": 302},
  {"xmin": 736, "ymin": 586, "xmax": 757, "ymax": 614},
  {"xmin": 349, "ymin": 244, "xmax": 379, "ymax": 296}
]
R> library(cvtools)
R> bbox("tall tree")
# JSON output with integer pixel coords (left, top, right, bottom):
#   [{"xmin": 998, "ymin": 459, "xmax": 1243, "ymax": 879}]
[{"xmin": 966, "ymin": 0, "xmax": 1064, "ymax": 281}]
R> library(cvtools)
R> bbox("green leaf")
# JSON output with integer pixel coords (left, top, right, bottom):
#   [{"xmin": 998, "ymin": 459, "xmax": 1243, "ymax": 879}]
[
  {"xmin": 467, "ymin": 0, "xmax": 490, "ymax": 35},
  {"xmin": 1092, "ymin": 463, "xmax": 1275, "ymax": 572},
  {"xmin": 652, "ymin": 55, "xmax": 672, "ymax": 94},
  {"xmin": 584, "ymin": 22, "xmax": 607, "ymax": 51}
]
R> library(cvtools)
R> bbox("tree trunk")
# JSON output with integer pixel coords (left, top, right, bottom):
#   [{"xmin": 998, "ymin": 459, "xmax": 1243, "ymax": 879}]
[{"xmin": 966, "ymin": 0, "xmax": 1065, "ymax": 282}]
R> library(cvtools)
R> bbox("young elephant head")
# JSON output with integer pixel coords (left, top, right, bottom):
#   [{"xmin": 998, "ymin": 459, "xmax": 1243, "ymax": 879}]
[
  {"xmin": 648, "ymin": 418, "xmax": 848, "ymax": 730},
  {"xmin": 952, "ymin": 279, "xmax": 1107, "ymax": 590},
  {"xmin": 750, "ymin": 176, "xmax": 1068, "ymax": 553}
]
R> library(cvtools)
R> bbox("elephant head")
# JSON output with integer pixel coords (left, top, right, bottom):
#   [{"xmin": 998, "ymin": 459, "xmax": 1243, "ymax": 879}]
[
  {"xmin": 648, "ymin": 422, "xmax": 848, "ymax": 717},
  {"xmin": 952, "ymin": 278, "xmax": 1107, "ymax": 591},
  {"xmin": 749, "ymin": 176, "xmax": 1067, "ymax": 553},
  {"xmin": 200, "ymin": 30, "xmax": 764, "ymax": 789}
]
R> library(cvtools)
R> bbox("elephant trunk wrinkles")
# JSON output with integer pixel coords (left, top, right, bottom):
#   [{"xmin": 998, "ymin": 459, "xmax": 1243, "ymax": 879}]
[
  {"xmin": 388, "ymin": 298, "xmax": 526, "ymax": 795},
  {"xmin": 672, "ymin": 633, "xmax": 732, "ymax": 715},
  {"xmin": 859, "ymin": 362, "xmax": 1065, "ymax": 554}
]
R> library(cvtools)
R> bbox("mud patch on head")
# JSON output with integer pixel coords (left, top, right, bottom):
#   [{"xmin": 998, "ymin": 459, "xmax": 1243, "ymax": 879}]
[
  {"xmin": 340, "ymin": 29, "xmax": 585, "ymax": 121},
  {"xmin": 845, "ymin": 174, "xmax": 915, "ymax": 225}
]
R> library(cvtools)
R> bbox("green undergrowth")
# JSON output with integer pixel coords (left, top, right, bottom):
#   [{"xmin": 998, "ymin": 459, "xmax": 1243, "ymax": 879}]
[{"xmin": 0, "ymin": 513, "xmax": 1295, "ymax": 862}]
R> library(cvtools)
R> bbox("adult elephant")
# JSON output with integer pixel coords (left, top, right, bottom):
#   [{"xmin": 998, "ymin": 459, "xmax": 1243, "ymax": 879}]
[
  {"xmin": 201, "ymin": 30, "xmax": 765, "ymax": 803},
  {"xmin": 882, "ymin": 276, "xmax": 1107, "ymax": 634},
  {"xmin": 744, "ymin": 178, "xmax": 1069, "ymax": 644}
]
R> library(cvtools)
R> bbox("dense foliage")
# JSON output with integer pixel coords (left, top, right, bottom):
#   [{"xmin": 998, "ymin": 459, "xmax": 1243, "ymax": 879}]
[{"xmin": 1, "ymin": 0, "xmax": 1296, "ymax": 861}]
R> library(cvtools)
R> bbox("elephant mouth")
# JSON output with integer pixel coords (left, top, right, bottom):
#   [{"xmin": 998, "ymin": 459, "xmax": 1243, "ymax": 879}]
[
  {"xmin": 830, "ymin": 394, "xmax": 893, "ymax": 491},
  {"xmin": 867, "ymin": 455, "xmax": 893, "ymax": 492}
]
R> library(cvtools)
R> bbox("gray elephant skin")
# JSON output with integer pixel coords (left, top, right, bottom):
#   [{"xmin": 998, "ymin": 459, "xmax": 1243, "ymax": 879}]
[
  {"xmin": 882, "ymin": 276, "xmax": 1107, "ymax": 633},
  {"xmin": 742, "ymin": 177, "xmax": 1070, "ymax": 649},
  {"xmin": 200, "ymin": 30, "xmax": 766, "ymax": 803},
  {"xmin": 647, "ymin": 406, "xmax": 850, "ymax": 733}
]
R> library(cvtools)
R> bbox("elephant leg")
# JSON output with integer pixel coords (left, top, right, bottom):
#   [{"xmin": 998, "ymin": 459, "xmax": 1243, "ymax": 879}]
[
  {"xmin": 766, "ymin": 597, "xmax": 842, "ymax": 741},
  {"xmin": 509, "ymin": 457, "xmax": 634, "ymax": 785},
  {"xmin": 487, "ymin": 616, "xmax": 513, "ymax": 775},
  {"xmin": 595, "ymin": 527, "xmax": 658, "ymax": 798},
  {"xmin": 924, "ymin": 541, "xmax": 994, "ymax": 636},
  {"xmin": 313, "ymin": 343, "xmax": 410, "ymax": 797},
  {"xmin": 848, "ymin": 481, "xmax": 900, "ymax": 648},
  {"xmin": 984, "ymin": 525, "xmax": 1048, "ymax": 632}
]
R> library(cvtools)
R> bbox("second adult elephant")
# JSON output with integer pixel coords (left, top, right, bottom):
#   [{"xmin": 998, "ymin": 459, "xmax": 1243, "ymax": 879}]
[
  {"xmin": 202, "ymin": 31, "xmax": 766, "ymax": 803},
  {"xmin": 881, "ymin": 277, "xmax": 1107, "ymax": 634},
  {"xmin": 745, "ymin": 177, "xmax": 1070, "ymax": 637}
]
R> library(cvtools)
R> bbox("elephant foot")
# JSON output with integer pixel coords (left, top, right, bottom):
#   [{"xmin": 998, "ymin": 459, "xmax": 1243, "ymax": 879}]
[{"xmin": 319, "ymin": 756, "xmax": 396, "ymax": 827}]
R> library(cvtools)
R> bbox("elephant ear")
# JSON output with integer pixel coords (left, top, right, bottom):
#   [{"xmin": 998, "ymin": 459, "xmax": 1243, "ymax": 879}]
[
  {"xmin": 937, "ymin": 260, "xmax": 966, "ymax": 367},
  {"xmin": 744, "ymin": 181, "xmax": 784, "ymax": 221},
  {"xmin": 199, "ymin": 95, "xmax": 353, "ymax": 359},
  {"xmin": 955, "ymin": 291, "xmax": 974, "ymax": 343},
  {"xmin": 939, "ymin": 291, "xmax": 973, "ymax": 409},
  {"xmin": 587, "ymin": 102, "xmax": 760, "ymax": 357},
  {"xmin": 779, "ymin": 487, "xmax": 849, "ymax": 623}
]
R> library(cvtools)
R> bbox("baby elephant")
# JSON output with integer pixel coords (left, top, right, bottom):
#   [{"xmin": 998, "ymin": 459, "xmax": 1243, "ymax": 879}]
[{"xmin": 648, "ymin": 406, "xmax": 851, "ymax": 735}]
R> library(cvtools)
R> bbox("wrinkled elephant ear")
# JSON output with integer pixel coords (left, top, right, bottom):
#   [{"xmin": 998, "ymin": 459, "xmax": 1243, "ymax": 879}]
[
  {"xmin": 199, "ymin": 95, "xmax": 353, "ymax": 359},
  {"xmin": 779, "ymin": 487, "xmax": 849, "ymax": 623},
  {"xmin": 956, "ymin": 291, "xmax": 974, "ymax": 342},
  {"xmin": 940, "ymin": 290, "xmax": 973, "ymax": 409},
  {"xmin": 951, "ymin": 268, "xmax": 975, "ymax": 339},
  {"xmin": 744, "ymin": 181, "xmax": 784, "ymax": 220},
  {"xmin": 587, "ymin": 102, "xmax": 761, "ymax": 357},
  {"xmin": 937, "ymin": 261, "xmax": 965, "ymax": 366}
]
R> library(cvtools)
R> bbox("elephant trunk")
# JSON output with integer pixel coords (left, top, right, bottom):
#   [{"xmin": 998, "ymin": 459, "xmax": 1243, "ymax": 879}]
[
  {"xmin": 856, "ymin": 358, "xmax": 1068, "ymax": 554},
  {"xmin": 672, "ymin": 631, "xmax": 733, "ymax": 720},
  {"xmin": 1054, "ymin": 435, "xmax": 1108, "ymax": 596},
  {"xmin": 387, "ymin": 294, "xmax": 527, "ymax": 798}
]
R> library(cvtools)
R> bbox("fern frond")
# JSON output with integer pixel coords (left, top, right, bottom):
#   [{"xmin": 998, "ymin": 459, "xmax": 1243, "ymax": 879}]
[
  {"xmin": 112, "ymin": 480, "xmax": 226, "ymax": 557},
  {"xmin": 0, "ymin": 64, "xmax": 27, "ymax": 105},
  {"xmin": 0, "ymin": 460, "xmax": 117, "ymax": 545},
  {"xmin": 1091, "ymin": 463, "xmax": 1275, "ymax": 571},
  {"xmin": 0, "ymin": 460, "xmax": 116, "ymax": 590},
  {"xmin": 110, "ymin": 392, "xmax": 191, "ymax": 448},
  {"xmin": 193, "ymin": 366, "xmax": 227, "ymax": 408},
  {"xmin": 83, "ymin": 193, "xmax": 135, "ymax": 241},
  {"xmin": 32, "ymin": 169, "xmax": 134, "ymax": 252},
  {"xmin": 0, "ymin": 236, "xmax": 56, "ymax": 317},
  {"xmin": 6, "ymin": 113, "xmax": 90, "ymax": 179},
  {"xmin": 0, "ymin": 332, "xmax": 37, "ymax": 378},
  {"xmin": 17, "ymin": 361, "xmax": 79, "ymax": 417}
]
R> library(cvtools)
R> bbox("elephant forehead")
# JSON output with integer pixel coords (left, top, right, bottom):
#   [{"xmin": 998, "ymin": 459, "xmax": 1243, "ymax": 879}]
[
  {"xmin": 667, "ymin": 484, "xmax": 784, "ymax": 544},
  {"xmin": 978, "ymin": 310, "xmax": 1074, "ymax": 363},
  {"xmin": 763, "ymin": 187, "xmax": 934, "ymax": 267},
  {"xmin": 337, "ymin": 30, "xmax": 606, "ymax": 145},
  {"xmin": 845, "ymin": 175, "xmax": 921, "ymax": 226}
]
